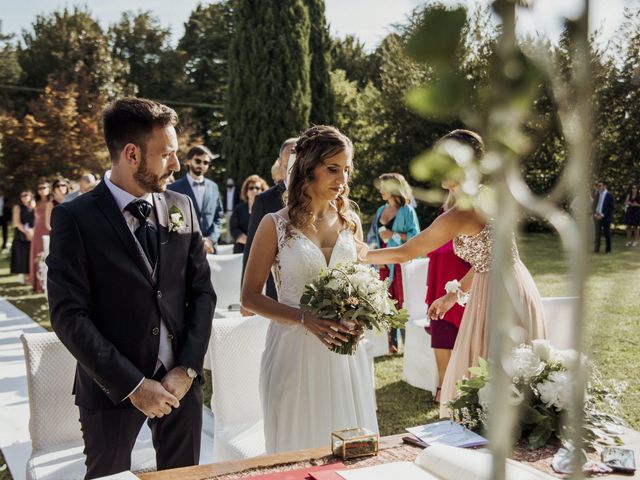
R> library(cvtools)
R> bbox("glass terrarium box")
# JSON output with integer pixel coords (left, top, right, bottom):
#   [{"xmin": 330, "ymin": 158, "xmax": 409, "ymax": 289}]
[{"xmin": 331, "ymin": 427, "xmax": 379, "ymax": 460}]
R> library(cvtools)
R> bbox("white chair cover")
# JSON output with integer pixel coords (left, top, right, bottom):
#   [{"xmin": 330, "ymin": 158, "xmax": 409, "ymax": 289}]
[
  {"xmin": 364, "ymin": 329, "xmax": 389, "ymax": 358},
  {"xmin": 400, "ymin": 259, "xmax": 438, "ymax": 394},
  {"xmin": 20, "ymin": 332, "xmax": 156, "ymax": 480},
  {"xmin": 541, "ymin": 296, "xmax": 578, "ymax": 350},
  {"xmin": 207, "ymin": 253, "xmax": 243, "ymax": 311},
  {"xmin": 216, "ymin": 244, "xmax": 234, "ymax": 255},
  {"xmin": 208, "ymin": 315, "xmax": 269, "ymax": 461}
]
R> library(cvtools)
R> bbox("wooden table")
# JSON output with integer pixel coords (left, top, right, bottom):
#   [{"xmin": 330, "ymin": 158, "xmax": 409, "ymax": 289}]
[{"xmin": 138, "ymin": 430, "xmax": 640, "ymax": 479}]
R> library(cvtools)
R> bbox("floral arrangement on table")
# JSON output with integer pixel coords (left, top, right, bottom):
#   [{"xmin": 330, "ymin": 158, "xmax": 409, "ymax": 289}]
[
  {"xmin": 448, "ymin": 340, "xmax": 626, "ymax": 450},
  {"xmin": 300, "ymin": 262, "xmax": 409, "ymax": 355}
]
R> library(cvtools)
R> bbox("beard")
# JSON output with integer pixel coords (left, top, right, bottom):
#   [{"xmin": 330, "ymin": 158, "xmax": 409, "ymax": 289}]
[
  {"xmin": 133, "ymin": 151, "xmax": 172, "ymax": 193},
  {"xmin": 188, "ymin": 163, "xmax": 204, "ymax": 177}
]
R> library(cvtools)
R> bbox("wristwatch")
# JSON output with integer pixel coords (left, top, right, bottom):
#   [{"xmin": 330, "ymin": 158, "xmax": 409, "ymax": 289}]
[{"xmin": 180, "ymin": 365, "xmax": 197, "ymax": 379}]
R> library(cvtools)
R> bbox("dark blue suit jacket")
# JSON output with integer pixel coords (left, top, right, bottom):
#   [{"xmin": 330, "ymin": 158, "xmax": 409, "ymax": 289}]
[{"xmin": 168, "ymin": 175, "xmax": 224, "ymax": 244}]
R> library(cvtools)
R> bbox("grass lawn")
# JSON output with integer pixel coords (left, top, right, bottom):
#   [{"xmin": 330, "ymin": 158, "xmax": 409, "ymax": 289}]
[{"xmin": 1, "ymin": 233, "xmax": 639, "ymax": 480}]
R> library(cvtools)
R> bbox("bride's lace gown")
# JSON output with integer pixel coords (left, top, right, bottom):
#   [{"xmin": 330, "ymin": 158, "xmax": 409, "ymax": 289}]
[{"xmin": 260, "ymin": 213, "xmax": 379, "ymax": 454}]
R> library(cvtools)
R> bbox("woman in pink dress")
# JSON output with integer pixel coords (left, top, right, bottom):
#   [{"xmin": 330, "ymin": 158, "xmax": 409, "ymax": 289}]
[
  {"xmin": 29, "ymin": 180, "xmax": 51, "ymax": 292},
  {"xmin": 426, "ymin": 191, "xmax": 471, "ymax": 402}
]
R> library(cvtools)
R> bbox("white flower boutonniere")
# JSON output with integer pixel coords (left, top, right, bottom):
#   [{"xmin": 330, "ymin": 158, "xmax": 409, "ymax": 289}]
[{"xmin": 168, "ymin": 205, "xmax": 187, "ymax": 233}]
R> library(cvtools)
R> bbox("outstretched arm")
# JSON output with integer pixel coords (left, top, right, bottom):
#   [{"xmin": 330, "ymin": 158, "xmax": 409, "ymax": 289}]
[
  {"xmin": 365, "ymin": 208, "xmax": 479, "ymax": 265},
  {"xmin": 427, "ymin": 268, "xmax": 475, "ymax": 320}
]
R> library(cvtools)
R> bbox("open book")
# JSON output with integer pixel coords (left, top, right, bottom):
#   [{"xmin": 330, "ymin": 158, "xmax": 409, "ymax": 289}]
[{"xmin": 336, "ymin": 444, "xmax": 555, "ymax": 480}]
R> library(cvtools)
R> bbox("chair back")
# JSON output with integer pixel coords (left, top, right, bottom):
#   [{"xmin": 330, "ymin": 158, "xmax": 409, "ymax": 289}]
[
  {"xmin": 541, "ymin": 296, "xmax": 578, "ymax": 350},
  {"xmin": 20, "ymin": 332, "xmax": 81, "ymax": 453},
  {"xmin": 400, "ymin": 258, "xmax": 430, "ymax": 320},
  {"xmin": 207, "ymin": 253, "xmax": 243, "ymax": 311},
  {"xmin": 216, "ymin": 244, "xmax": 234, "ymax": 255},
  {"xmin": 208, "ymin": 315, "xmax": 269, "ymax": 432}
]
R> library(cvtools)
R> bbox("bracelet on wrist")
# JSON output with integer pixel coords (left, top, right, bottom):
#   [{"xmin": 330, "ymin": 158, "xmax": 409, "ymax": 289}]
[{"xmin": 444, "ymin": 279, "xmax": 470, "ymax": 307}]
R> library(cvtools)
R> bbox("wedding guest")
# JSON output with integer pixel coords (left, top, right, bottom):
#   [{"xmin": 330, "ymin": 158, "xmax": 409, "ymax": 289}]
[
  {"xmin": 230, "ymin": 175, "xmax": 268, "ymax": 254},
  {"xmin": 624, "ymin": 184, "xmax": 640, "ymax": 247},
  {"xmin": 242, "ymin": 137, "xmax": 297, "ymax": 304},
  {"xmin": 10, "ymin": 190, "xmax": 35, "ymax": 284},
  {"xmin": 64, "ymin": 173, "xmax": 97, "ymax": 202},
  {"xmin": 367, "ymin": 173, "xmax": 420, "ymax": 353},
  {"xmin": 364, "ymin": 129, "xmax": 547, "ymax": 416},
  {"xmin": 271, "ymin": 159, "xmax": 283, "ymax": 183},
  {"xmin": 168, "ymin": 145, "xmax": 224, "ymax": 254},
  {"xmin": 47, "ymin": 97, "xmax": 215, "ymax": 478},
  {"xmin": 425, "ymin": 188, "xmax": 470, "ymax": 402},
  {"xmin": 223, "ymin": 178, "xmax": 241, "ymax": 243},
  {"xmin": 593, "ymin": 180, "xmax": 615, "ymax": 254},
  {"xmin": 29, "ymin": 180, "xmax": 51, "ymax": 292},
  {"xmin": 0, "ymin": 188, "xmax": 10, "ymax": 250},
  {"xmin": 45, "ymin": 177, "xmax": 70, "ymax": 230}
]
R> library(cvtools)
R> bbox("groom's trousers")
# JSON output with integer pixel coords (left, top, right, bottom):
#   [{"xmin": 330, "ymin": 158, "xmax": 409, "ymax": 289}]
[{"xmin": 78, "ymin": 367, "xmax": 203, "ymax": 480}]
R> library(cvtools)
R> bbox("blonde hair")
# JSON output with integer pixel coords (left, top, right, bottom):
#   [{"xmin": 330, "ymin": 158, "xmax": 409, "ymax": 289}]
[
  {"xmin": 271, "ymin": 160, "xmax": 283, "ymax": 183},
  {"xmin": 241, "ymin": 174, "xmax": 269, "ymax": 201},
  {"xmin": 376, "ymin": 173, "xmax": 413, "ymax": 206},
  {"xmin": 286, "ymin": 125, "xmax": 356, "ymax": 237}
]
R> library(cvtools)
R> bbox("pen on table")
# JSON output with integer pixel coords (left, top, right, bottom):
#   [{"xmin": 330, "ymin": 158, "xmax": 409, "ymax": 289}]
[{"xmin": 402, "ymin": 436, "xmax": 429, "ymax": 448}]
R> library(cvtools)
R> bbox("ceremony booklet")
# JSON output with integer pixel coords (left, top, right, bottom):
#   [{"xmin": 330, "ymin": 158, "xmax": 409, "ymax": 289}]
[
  {"xmin": 335, "ymin": 444, "xmax": 555, "ymax": 480},
  {"xmin": 405, "ymin": 420, "xmax": 488, "ymax": 448}
]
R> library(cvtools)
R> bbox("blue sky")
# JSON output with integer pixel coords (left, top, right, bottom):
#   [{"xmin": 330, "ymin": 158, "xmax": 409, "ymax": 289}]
[{"xmin": 0, "ymin": 0, "xmax": 634, "ymax": 50}]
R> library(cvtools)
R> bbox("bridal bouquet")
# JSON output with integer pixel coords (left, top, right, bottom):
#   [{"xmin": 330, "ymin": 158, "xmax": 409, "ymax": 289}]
[
  {"xmin": 299, "ymin": 262, "xmax": 409, "ymax": 355},
  {"xmin": 448, "ymin": 340, "xmax": 625, "ymax": 450}
]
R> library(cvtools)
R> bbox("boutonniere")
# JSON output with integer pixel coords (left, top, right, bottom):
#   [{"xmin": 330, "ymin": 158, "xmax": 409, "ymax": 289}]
[{"xmin": 168, "ymin": 205, "xmax": 187, "ymax": 233}]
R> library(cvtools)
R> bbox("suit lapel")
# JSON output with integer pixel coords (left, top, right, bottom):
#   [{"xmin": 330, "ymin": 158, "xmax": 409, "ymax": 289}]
[
  {"xmin": 93, "ymin": 181, "xmax": 155, "ymax": 286},
  {"xmin": 182, "ymin": 177, "xmax": 202, "ymax": 219},
  {"xmin": 154, "ymin": 193, "xmax": 169, "ymax": 281}
]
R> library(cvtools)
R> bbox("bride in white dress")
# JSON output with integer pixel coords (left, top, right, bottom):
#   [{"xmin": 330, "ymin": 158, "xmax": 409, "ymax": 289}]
[{"xmin": 242, "ymin": 125, "xmax": 379, "ymax": 454}]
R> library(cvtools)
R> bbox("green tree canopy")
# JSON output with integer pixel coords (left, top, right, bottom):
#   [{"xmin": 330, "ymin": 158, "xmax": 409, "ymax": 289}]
[{"xmin": 307, "ymin": 0, "xmax": 334, "ymax": 124}]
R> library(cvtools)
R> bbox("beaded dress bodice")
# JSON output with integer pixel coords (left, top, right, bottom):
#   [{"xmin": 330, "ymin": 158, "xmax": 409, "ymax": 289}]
[{"xmin": 453, "ymin": 224, "xmax": 520, "ymax": 273}]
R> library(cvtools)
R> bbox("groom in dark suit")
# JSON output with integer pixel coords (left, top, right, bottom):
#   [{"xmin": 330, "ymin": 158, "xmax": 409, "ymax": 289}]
[
  {"xmin": 593, "ymin": 180, "xmax": 615, "ymax": 254},
  {"xmin": 47, "ymin": 98, "xmax": 216, "ymax": 479},
  {"xmin": 167, "ymin": 145, "xmax": 224, "ymax": 254}
]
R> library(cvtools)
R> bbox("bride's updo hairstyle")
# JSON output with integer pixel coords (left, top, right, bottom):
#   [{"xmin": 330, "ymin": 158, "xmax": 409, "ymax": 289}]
[{"xmin": 287, "ymin": 125, "xmax": 357, "ymax": 236}]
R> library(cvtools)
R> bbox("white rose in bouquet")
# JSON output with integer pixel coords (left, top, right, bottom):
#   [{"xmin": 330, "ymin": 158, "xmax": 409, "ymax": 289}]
[
  {"xmin": 511, "ymin": 346, "xmax": 544, "ymax": 381},
  {"xmin": 531, "ymin": 339, "xmax": 552, "ymax": 361},
  {"xmin": 549, "ymin": 348, "xmax": 581, "ymax": 369},
  {"xmin": 537, "ymin": 371, "xmax": 573, "ymax": 411}
]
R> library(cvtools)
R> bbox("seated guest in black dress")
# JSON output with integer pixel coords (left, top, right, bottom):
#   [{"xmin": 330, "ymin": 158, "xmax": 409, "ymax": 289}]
[{"xmin": 230, "ymin": 175, "xmax": 268, "ymax": 254}]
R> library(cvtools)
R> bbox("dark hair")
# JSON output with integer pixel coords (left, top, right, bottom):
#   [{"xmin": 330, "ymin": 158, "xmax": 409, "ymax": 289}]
[
  {"xmin": 186, "ymin": 145, "xmax": 213, "ymax": 160},
  {"xmin": 103, "ymin": 97, "xmax": 178, "ymax": 161},
  {"xmin": 35, "ymin": 179, "xmax": 51, "ymax": 202},
  {"xmin": 52, "ymin": 177, "xmax": 69, "ymax": 191},
  {"xmin": 440, "ymin": 129, "xmax": 485, "ymax": 160},
  {"xmin": 287, "ymin": 125, "xmax": 356, "ymax": 236}
]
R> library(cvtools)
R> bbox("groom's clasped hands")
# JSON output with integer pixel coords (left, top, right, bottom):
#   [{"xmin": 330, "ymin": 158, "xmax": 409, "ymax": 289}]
[{"xmin": 129, "ymin": 367, "xmax": 194, "ymax": 419}]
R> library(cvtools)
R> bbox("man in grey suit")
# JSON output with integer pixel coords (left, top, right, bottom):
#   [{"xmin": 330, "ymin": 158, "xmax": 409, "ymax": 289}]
[{"xmin": 168, "ymin": 146, "xmax": 224, "ymax": 253}]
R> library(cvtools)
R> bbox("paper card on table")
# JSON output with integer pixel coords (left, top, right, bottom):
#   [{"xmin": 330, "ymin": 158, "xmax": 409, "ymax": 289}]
[
  {"xmin": 240, "ymin": 462, "xmax": 347, "ymax": 479},
  {"xmin": 309, "ymin": 468, "xmax": 349, "ymax": 480},
  {"xmin": 94, "ymin": 472, "xmax": 140, "ymax": 480},
  {"xmin": 336, "ymin": 462, "xmax": 438, "ymax": 480},
  {"xmin": 406, "ymin": 420, "xmax": 487, "ymax": 448}
]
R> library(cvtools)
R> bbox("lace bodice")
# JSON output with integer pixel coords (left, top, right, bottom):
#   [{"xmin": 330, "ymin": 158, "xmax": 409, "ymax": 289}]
[
  {"xmin": 453, "ymin": 223, "xmax": 520, "ymax": 273},
  {"xmin": 270, "ymin": 213, "xmax": 357, "ymax": 307}
]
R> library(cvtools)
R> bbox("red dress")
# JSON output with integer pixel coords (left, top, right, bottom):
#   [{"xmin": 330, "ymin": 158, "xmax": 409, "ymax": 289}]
[{"xmin": 426, "ymin": 239, "xmax": 470, "ymax": 349}]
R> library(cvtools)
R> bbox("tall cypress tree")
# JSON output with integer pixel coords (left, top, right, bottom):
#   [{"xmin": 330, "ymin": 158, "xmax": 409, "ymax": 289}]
[
  {"xmin": 224, "ymin": 0, "xmax": 311, "ymax": 182},
  {"xmin": 307, "ymin": 0, "xmax": 334, "ymax": 125}
]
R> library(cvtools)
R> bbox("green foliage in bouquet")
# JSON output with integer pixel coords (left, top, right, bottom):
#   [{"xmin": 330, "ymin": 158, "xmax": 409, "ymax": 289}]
[
  {"xmin": 448, "ymin": 341, "xmax": 626, "ymax": 451},
  {"xmin": 299, "ymin": 262, "xmax": 409, "ymax": 355}
]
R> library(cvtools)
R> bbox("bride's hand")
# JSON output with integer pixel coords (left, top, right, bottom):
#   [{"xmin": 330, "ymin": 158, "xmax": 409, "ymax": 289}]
[
  {"xmin": 428, "ymin": 292, "xmax": 457, "ymax": 320},
  {"xmin": 304, "ymin": 313, "xmax": 354, "ymax": 348}
]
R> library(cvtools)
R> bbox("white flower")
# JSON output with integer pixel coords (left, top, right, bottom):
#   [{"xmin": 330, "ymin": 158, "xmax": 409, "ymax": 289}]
[
  {"xmin": 168, "ymin": 206, "xmax": 186, "ymax": 233},
  {"xmin": 511, "ymin": 346, "xmax": 544, "ymax": 380},
  {"xmin": 537, "ymin": 371, "xmax": 573, "ymax": 411},
  {"xmin": 478, "ymin": 383, "xmax": 490, "ymax": 409},
  {"xmin": 170, "ymin": 213, "xmax": 182, "ymax": 223},
  {"xmin": 531, "ymin": 339, "xmax": 552, "ymax": 361},
  {"xmin": 549, "ymin": 348, "xmax": 584, "ymax": 370}
]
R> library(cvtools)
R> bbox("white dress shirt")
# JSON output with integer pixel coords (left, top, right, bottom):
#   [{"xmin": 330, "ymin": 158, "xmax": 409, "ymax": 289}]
[
  {"xmin": 104, "ymin": 172, "xmax": 175, "ymax": 399},
  {"xmin": 187, "ymin": 174, "xmax": 206, "ymax": 211},
  {"xmin": 226, "ymin": 186, "xmax": 236, "ymax": 213},
  {"xmin": 596, "ymin": 189, "xmax": 607, "ymax": 215}
]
